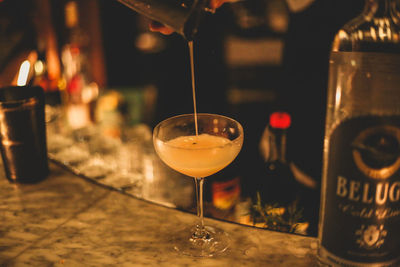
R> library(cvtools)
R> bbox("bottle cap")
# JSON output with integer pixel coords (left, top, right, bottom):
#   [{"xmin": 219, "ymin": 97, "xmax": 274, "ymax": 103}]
[{"xmin": 270, "ymin": 112, "xmax": 291, "ymax": 129}]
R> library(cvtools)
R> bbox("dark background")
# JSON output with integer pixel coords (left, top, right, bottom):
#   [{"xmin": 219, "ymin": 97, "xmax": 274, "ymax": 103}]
[{"xmin": 0, "ymin": 0, "xmax": 365, "ymax": 237}]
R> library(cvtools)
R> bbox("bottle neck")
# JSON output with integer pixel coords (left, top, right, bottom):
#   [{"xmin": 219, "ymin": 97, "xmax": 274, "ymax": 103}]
[
  {"xmin": 364, "ymin": 0, "xmax": 398, "ymax": 19},
  {"xmin": 268, "ymin": 127, "xmax": 287, "ymax": 163}
]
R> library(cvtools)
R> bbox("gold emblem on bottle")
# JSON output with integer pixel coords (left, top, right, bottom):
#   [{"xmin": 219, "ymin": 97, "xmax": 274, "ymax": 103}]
[{"xmin": 352, "ymin": 125, "xmax": 400, "ymax": 180}]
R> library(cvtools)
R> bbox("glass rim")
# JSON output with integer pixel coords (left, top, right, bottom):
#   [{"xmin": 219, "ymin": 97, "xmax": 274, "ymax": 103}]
[
  {"xmin": 0, "ymin": 96, "xmax": 38, "ymax": 110},
  {"xmin": 153, "ymin": 113, "xmax": 244, "ymax": 149},
  {"xmin": 0, "ymin": 86, "xmax": 42, "ymax": 109}
]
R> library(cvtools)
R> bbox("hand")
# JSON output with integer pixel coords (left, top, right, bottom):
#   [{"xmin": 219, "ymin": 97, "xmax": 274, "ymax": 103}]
[
  {"xmin": 149, "ymin": 0, "xmax": 231, "ymax": 35},
  {"xmin": 149, "ymin": 21, "xmax": 175, "ymax": 35},
  {"xmin": 209, "ymin": 0, "xmax": 230, "ymax": 10}
]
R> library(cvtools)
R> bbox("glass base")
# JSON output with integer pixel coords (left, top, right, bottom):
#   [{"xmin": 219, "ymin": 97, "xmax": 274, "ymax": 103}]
[{"xmin": 172, "ymin": 225, "xmax": 230, "ymax": 257}]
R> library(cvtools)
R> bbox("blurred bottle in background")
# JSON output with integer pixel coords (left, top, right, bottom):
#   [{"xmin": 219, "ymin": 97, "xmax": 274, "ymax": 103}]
[
  {"xmin": 31, "ymin": 0, "xmax": 62, "ymax": 104},
  {"xmin": 59, "ymin": 0, "xmax": 99, "ymax": 129},
  {"xmin": 0, "ymin": 0, "xmax": 63, "ymax": 104},
  {"xmin": 257, "ymin": 111, "xmax": 319, "ymax": 234},
  {"xmin": 259, "ymin": 112, "xmax": 297, "ymax": 205},
  {"xmin": 259, "ymin": 112, "xmax": 318, "ymax": 201},
  {"xmin": 221, "ymin": 0, "xmax": 289, "ymax": 201},
  {"xmin": 95, "ymin": 7, "xmax": 163, "ymax": 137}
]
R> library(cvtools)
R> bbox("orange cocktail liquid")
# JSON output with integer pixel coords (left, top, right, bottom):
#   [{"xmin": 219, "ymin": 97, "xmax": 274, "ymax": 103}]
[{"xmin": 155, "ymin": 134, "xmax": 241, "ymax": 178}]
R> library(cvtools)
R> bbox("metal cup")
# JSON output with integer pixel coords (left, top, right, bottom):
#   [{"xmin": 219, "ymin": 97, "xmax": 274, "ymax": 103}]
[
  {"xmin": 0, "ymin": 86, "xmax": 49, "ymax": 183},
  {"xmin": 116, "ymin": 0, "xmax": 210, "ymax": 40}
]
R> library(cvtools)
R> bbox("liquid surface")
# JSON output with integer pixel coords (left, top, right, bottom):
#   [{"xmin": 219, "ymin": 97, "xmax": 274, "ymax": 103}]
[{"xmin": 155, "ymin": 134, "xmax": 241, "ymax": 178}]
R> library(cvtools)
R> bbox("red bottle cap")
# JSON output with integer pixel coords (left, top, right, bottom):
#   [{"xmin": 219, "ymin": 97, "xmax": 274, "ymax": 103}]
[{"xmin": 269, "ymin": 112, "xmax": 291, "ymax": 129}]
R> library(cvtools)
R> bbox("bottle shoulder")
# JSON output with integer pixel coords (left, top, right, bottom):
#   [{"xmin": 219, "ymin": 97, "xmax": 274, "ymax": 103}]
[{"xmin": 332, "ymin": 13, "xmax": 400, "ymax": 52}]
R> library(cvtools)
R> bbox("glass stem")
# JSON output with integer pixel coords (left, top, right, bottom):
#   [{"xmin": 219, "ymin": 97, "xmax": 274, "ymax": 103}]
[{"xmin": 194, "ymin": 177, "xmax": 206, "ymax": 238}]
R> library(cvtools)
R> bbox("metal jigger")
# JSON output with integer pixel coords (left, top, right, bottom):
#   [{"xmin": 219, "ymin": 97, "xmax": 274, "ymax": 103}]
[{"xmin": 116, "ymin": 0, "xmax": 211, "ymax": 40}]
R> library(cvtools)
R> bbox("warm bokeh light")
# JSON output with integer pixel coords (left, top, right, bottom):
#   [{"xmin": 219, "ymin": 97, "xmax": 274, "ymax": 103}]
[
  {"xmin": 17, "ymin": 60, "xmax": 31, "ymax": 86},
  {"xmin": 66, "ymin": 104, "xmax": 91, "ymax": 129},
  {"xmin": 34, "ymin": 60, "xmax": 45, "ymax": 75},
  {"xmin": 81, "ymin": 82, "xmax": 99, "ymax": 103}
]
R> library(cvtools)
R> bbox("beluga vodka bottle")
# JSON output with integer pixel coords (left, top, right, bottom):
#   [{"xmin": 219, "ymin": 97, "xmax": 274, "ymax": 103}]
[{"xmin": 318, "ymin": 0, "xmax": 400, "ymax": 266}]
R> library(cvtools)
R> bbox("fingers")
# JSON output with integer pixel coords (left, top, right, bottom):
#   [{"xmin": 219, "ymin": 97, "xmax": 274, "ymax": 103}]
[
  {"xmin": 210, "ymin": 0, "xmax": 228, "ymax": 10},
  {"xmin": 149, "ymin": 21, "xmax": 175, "ymax": 35},
  {"xmin": 149, "ymin": 0, "xmax": 230, "ymax": 35}
]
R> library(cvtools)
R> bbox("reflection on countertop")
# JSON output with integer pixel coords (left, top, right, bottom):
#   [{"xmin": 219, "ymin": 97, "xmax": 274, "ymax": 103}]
[
  {"xmin": 45, "ymin": 105, "xmax": 317, "ymax": 237},
  {"xmin": 47, "ymin": 106, "xmax": 318, "ymax": 235},
  {"xmin": 0, "ymin": 162, "xmax": 319, "ymax": 266}
]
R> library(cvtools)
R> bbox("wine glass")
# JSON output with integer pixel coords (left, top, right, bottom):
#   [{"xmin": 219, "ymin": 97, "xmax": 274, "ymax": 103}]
[{"xmin": 153, "ymin": 113, "xmax": 244, "ymax": 257}]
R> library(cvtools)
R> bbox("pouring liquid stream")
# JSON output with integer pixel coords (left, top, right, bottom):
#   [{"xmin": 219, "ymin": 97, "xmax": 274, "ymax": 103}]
[
  {"xmin": 188, "ymin": 40, "xmax": 202, "ymax": 230},
  {"xmin": 188, "ymin": 41, "xmax": 199, "ymax": 139}
]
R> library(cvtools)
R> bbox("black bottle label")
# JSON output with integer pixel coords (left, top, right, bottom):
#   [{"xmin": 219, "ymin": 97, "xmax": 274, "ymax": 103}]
[{"xmin": 320, "ymin": 116, "xmax": 400, "ymax": 265}]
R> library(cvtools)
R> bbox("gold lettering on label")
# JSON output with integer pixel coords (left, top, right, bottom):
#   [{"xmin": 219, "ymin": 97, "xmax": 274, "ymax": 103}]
[
  {"xmin": 349, "ymin": 180, "xmax": 361, "ymax": 201},
  {"xmin": 389, "ymin": 181, "xmax": 400, "ymax": 201},
  {"xmin": 336, "ymin": 176, "xmax": 400, "ymax": 205},
  {"xmin": 376, "ymin": 183, "xmax": 389, "ymax": 205},
  {"xmin": 362, "ymin": 183, "xmax": 373, "ymax": 203}
]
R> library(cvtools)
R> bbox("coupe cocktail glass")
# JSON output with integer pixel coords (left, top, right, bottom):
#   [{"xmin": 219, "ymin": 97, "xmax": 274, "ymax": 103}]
[{"xmin": 153, "ymin": 113, "xmax": 244, "ymax": 257}]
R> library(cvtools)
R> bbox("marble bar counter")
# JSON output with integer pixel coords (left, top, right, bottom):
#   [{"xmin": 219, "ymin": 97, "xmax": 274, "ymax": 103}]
[{"xmin": 0, "ymin": 162, "xmax": 319, "ymax": 266}]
